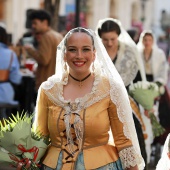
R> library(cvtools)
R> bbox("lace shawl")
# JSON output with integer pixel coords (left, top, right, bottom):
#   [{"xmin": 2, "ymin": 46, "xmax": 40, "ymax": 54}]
[
  {"xmin": 115, "ymin": 41, "xmax": 138, "ymax": 86},
  {"xmin": 137, "ymin": 30, "xmax": 168, "ymax": 85},
  {"xmin": 96, "ymin": 18, "xmax": 146, "ymax": 83}
]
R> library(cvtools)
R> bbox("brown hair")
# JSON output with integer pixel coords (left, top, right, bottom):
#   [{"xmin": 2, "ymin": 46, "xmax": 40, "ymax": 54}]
[
  {"xmin": 0, "ymin": 26, "xmax": 8, "ymax": 45},
  {"xmin": 143, "ymin": 32, "xmax": 154, "ymax": 39},
  {"xmin": 98, "ymin": 20, "xmax": 121, "ymax": 37},
  {"xmin": 64, "ymin": 27, "xmax": 95, "ymax": 49}
]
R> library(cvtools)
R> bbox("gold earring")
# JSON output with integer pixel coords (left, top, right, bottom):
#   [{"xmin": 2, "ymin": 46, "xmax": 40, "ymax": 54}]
[
  {"xmin": 64, "ymin": 62, "xmax": 67, "ymax": 72},
  {"xmin": 92, "ymin": 62, "xmax": 95, "ymax": 74}
]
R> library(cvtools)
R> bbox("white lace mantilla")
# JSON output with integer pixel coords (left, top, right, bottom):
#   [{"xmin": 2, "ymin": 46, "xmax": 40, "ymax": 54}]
[
  {"xmin": 115, "ymin": 42, "xmax": 138, "ymax": 86},
  {"xmin": 42, "ymin": 72, "xmax": 109, "ymax": 111},
  {"xmin": 119, "ymin": 146, "xmax": 143, "ymax": 169}
]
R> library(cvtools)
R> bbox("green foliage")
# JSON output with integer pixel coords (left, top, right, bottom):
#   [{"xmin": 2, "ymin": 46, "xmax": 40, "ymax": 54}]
[
  {"xmin": 0, "ymin": 111, "xmax": 50, "ymax": 169},
  {"xmin": 149, "ymin": 112, "xmax": 165, "ymax": 137}
]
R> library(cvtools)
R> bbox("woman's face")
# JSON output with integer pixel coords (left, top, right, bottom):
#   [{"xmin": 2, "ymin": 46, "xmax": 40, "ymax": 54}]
[
  {"xmin": 65, "ymin": 32, "xmax": 95, "ymax": 75},
  {"xmin": 100, "ymin": 31, "xmax": 119, "ymax": 50},
  {"xmin": 142, "ymin": 35, "xmax": 154, "ymax": 50}
]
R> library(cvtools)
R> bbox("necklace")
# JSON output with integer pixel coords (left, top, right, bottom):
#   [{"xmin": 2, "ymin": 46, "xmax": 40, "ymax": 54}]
[
  {"xmin": 69, "ymin": 73, "xmax": 91, "ymax": 88},
  {"xmin": 143, "ymin": 50, "xmax": 152, "ymax": 62}
]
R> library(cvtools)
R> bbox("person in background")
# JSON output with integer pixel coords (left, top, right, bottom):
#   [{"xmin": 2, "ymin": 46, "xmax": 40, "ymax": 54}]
[
  {"xmin": 17, "ymin": 27, "xmax": 145, "ymax": 170},
  {"xmin": 157, "ymin": 35, "xmax": 169, "ymax": 58},
  {"xmin": 96, "ymin": 18, "xmax": 147, "ymax": 169},
  {"xmin": 24, "ymin": 9, "xmax": 63, "ymax": 91},
  {"xmin": 137, "ymin": 30, "xmax": 168, "ymax": 86},
  {"xmin": 137, "ymin": 30, "xmax": 169, "ymax": 164},
  {"xmin": 127, "ymin": 29, "xmax": 140, "ymax": 44},
  {"xmin": 0, "ymin": 27, "xmax": 22, "ymax": 106}
]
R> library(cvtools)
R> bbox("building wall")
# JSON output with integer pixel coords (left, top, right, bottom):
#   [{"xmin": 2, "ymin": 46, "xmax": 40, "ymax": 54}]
[
  {"xmin": 142, "ymin": 0, "xmax": 154, "ymax": 30},
  {"xmin": 1, "ymin": 0, "xmax": 156, "ymax": 43},
  {"xmin": 116, "ymin": 0, "xmax": 132, "ymax": 29},
  {"xmin": 87, "ymin": 0, "xmax": 142, "ymax": 30},
  {"xmin": 3, "ymin": 0, "xmax": 41, "ymax": 44},
  {"xmin": 87, "ymin": 0, "xmax": 111, "ymax": 30},
  {"xmin": 131, "ymin": 0, "xmax": 141, "ymax": 25},
  {"xmin": 153, "ymin": 0, "xmax": 170, "ymax": 37}
]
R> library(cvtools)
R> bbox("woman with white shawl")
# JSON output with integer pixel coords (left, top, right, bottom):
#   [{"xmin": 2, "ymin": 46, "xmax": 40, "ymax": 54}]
[
  {"xmin": 96, "ymin": 18, "xmax": 148, "ymax": 169},
  {"xmin": 137, "ymin": 30, "xmax": 169, "ymax": 164},
  {"xmin": 137, "ymin": 30, "xmax": 168, "ymax": 86}
]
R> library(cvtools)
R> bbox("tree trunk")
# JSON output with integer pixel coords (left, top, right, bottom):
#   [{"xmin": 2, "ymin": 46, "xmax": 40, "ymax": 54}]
[{"xmin": 44, "ymin": 0, "xmax": 60, "ymax": 31}]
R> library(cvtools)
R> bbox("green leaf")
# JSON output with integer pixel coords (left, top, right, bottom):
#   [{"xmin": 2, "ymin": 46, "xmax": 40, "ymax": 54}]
[
  {"xmin": 0, "ymin": 111, "xmax": 49, "ymax": 168},
  {"xmin": 149, "ymin": 112, "xmax": 165, "ymax": 137}
]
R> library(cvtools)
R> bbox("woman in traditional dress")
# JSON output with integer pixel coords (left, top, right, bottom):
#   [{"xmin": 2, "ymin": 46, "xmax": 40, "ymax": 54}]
[
  {"xmin": 17, "ymin": 27, "xmax": 145, "ymax": 170},
  {"xmin": 137, "ymin": 30, "xmax": 168, "ymax": 87},
  {"xmin": 96, "ymin": 18, "xmax": 147, "ymax": 169},
  {"xmin": 137, "ymin": 30, "xmax": 169, "ymax": 164}
]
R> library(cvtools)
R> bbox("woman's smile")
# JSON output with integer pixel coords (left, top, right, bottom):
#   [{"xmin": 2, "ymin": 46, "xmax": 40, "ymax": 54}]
[{"xmin": 73, "ymin": 61, "xmax": 86, "ymax": 67}]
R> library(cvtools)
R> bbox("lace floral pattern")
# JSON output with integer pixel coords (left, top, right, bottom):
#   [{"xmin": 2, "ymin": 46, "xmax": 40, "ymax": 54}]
[
  {"xmin": 115, "ymin": 42, "xmax": 138, "ymax": 86},
  {"xmin": 119, "ymin": 146, "xmax": 142, "ymax": 169},
  {"xmin": 42, "ymin": 70, "xmax": 110, "ymax": 109}
]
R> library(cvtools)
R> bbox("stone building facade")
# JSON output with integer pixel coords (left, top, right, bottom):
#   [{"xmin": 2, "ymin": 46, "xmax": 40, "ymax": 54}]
[{"xmin": 0, "ymin": 0, "xmax": 159, "ymax": 44}]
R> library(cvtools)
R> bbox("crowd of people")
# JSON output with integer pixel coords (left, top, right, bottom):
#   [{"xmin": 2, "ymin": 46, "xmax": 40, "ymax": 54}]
[{"xmin": 0, "ymin": 9, "xmax": 170, "ymax": 170}]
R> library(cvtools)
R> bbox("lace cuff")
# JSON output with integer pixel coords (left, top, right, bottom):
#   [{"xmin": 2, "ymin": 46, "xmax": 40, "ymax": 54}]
[{"xmin": 119, "ymin": 146, "xmax": 140, "ymax": 169}]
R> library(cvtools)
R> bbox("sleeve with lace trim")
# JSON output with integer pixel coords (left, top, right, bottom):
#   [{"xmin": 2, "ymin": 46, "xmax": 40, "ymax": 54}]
[
  {"xmin": 108, "ymin": 99, "xmax": 140, "ymax": 169},
  {"xmin": 119, "ymin": 146, "xmax": 143, "ymax": 169}
]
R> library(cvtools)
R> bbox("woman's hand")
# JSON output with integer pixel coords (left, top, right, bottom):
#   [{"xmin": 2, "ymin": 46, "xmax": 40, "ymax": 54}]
[
  {"xmin": 16, "ymin": 160, "xmax": 31, "ymax": 170},
  {"xmin": 144, "ymin": 108, "xmax": 154, "ymax": 118}
]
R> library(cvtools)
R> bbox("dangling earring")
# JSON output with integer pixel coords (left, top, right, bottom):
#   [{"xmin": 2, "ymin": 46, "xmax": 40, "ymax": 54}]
[
  {"xmin": 63, "ymin": 62, "xmax": 68, "ymax": 84},
  {"xmin": 64, "ymin": 62, "xmax": 67, "ymax": 73},
  {"xmin": 92, "ymin": 62, "xmax": 95, "ymax": 75}
]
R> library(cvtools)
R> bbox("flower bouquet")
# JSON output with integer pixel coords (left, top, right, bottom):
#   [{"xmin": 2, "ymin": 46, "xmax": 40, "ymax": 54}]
[
  {"xmin": 129, "ymin": 81, "xmax": 165, "ymax": 137},
  {"xmin": 0, "ymin": 113, "xmax": 50, "ymax": 169}
]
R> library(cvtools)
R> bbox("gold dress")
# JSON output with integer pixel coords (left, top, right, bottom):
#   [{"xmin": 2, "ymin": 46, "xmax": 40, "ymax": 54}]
[{"xmin": 35, "ymin": 76, "xmax": 136, "ymax": 170}]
